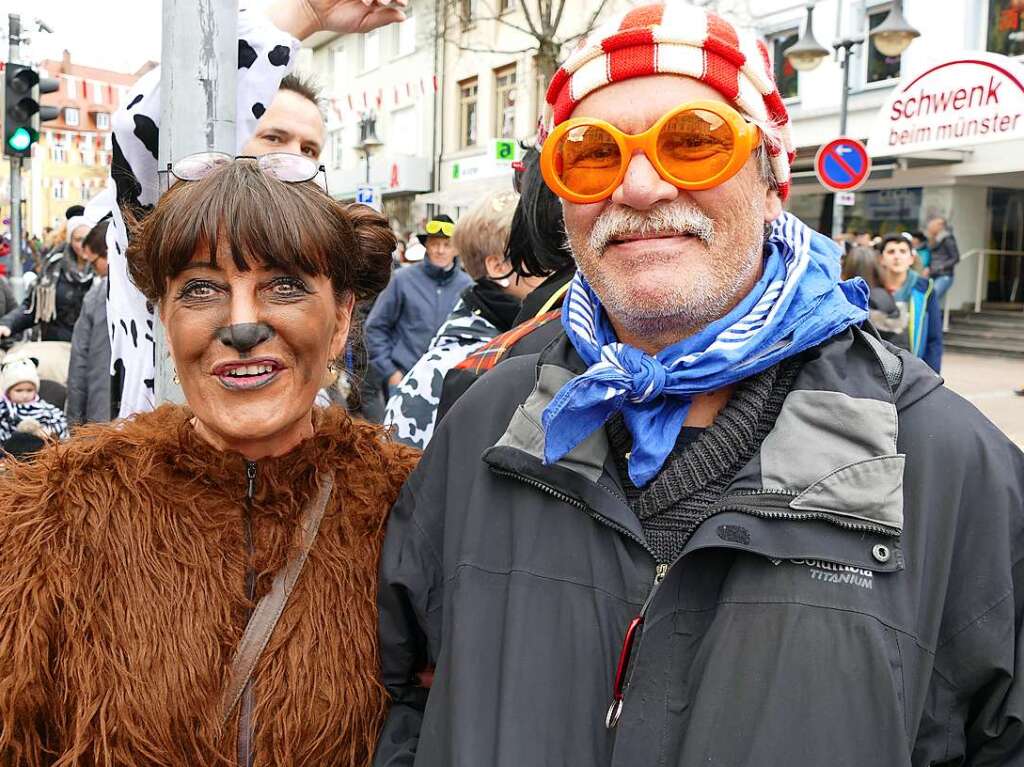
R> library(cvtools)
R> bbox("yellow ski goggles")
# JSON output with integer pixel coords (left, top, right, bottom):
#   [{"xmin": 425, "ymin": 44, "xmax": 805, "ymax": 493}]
[{"xmin": 425, "ymin": 219, "xmax": 456, "ymax": 237}]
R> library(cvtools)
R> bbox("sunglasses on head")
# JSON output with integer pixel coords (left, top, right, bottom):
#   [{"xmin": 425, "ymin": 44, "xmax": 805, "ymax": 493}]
[
  {"xmin": 540, "ymin": 100, "xmax": 760, "ymax": 204},
  {"xmin": 425, "ymin": 219, "xmax": 455, "ymax": 237},
  {"xmin": 160, "ymin": 151, "xmax": 328, "ymax": 194}
]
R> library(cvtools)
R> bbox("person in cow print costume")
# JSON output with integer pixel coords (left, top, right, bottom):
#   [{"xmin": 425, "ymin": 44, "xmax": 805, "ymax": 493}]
[{"xmin": 100, "ymin": 0, "xmax": 406, "ymax": 418}]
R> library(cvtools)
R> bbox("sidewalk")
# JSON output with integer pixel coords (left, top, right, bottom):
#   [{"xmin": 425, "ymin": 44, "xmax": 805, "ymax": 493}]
[{"xmin": 941, "ymin": 353, "xmax": 1024, "ymax": 448}]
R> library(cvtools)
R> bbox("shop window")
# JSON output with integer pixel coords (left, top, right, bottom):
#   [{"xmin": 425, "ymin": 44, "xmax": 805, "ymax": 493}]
[
  {"xmin": 459, "ymin": 77, "xmax": 478, "ymax": 148},
  {"xmin": 988, "ymin": 0, "xmax": 1024, "ymax": 57},
  {"xmin": 866, "ymin": 6, "xmax": 902, "ymax": 84},
  {"xmin": 495, "ymin": 65, "xmax": 518, "ymax": 139},
  {"xmin": 64, "ymin": 107, "xmax": 80, "ymax": 127},
  {"xmin": 768, "ymin": 29, "xmax": 800, "ymax": 99}
]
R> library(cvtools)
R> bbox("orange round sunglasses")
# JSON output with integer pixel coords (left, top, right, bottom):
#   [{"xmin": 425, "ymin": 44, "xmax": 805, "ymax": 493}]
[{"xmin": 540, "ymin": 100, "xmax": 761, "ymax": 204}]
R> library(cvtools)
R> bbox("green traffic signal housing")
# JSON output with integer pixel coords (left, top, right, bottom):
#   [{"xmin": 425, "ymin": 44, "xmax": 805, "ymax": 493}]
[{"xmin": 4, "ymin": 64, "xmax": 61, "ymax": 159}]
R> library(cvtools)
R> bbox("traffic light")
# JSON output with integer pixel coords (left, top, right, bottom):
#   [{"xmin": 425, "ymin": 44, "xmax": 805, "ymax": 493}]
[{"xmin": 4, "ymin": 64, "xmax": 60, "ymax": 158}]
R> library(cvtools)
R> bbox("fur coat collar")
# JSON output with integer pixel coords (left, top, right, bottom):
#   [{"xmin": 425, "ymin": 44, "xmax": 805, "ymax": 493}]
[{"xmin": 0, "ymin": 405, "xmax": 418, "ymax": 766}]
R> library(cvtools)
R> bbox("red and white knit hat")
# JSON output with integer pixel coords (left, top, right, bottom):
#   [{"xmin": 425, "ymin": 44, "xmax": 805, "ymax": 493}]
[{"xmin": 544, "ymin": 3, "xmax": 796, "ymax": 199}]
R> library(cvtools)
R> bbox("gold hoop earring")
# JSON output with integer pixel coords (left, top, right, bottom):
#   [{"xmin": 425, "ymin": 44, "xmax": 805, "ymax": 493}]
[{"xmin": 172, "ymin": 370, "xmax": 180, "ymax": 385}]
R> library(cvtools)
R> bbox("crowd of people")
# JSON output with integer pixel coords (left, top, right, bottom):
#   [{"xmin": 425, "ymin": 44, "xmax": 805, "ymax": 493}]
[
  {"xmin": 0, "ymin": 0, "xmax": 1022, "ymax": 764},
  {"xmin": 835, "ymin": 219, "xmax": 960, "ymax": 374}
]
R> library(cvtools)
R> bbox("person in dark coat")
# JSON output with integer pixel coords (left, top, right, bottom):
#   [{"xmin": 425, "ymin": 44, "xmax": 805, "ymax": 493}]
[
  {"xmin": 364, "ymin": 214, "xmax": 472, "ymax": 397},
  {"xmin": 66, "ymin": 221, "xmax": 112, "ymax": 426},
  {"xmin": 374, "ymin": 5, "xmax": 1024, "ymax": 766},
  {"xmin": 0, "ymin": 216, "xmax": 94, "ymax": 343}
]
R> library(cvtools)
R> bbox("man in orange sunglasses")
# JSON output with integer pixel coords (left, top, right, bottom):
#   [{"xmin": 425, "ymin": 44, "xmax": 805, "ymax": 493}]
[{"xmin": 376, "ymin": 4, "xmax": 1024, "ymax": 766}]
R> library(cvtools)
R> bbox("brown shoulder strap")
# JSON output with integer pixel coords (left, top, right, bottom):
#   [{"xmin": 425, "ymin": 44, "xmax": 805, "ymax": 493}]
[{"xmin": 219, "ymin": 473, "xmax": 335, "ymax": 730}]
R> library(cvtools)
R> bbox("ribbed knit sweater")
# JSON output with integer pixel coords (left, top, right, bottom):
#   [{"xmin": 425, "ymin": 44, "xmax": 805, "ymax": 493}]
[{"xmin": 607, "ymin": 357, "xmax": 802, "ymax": 566}]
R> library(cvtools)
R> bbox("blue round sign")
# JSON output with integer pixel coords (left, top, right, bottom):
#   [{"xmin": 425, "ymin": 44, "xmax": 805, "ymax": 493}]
[{"xmin": 814, "ymin": 137, "xmax": 872, "ymax": 192}]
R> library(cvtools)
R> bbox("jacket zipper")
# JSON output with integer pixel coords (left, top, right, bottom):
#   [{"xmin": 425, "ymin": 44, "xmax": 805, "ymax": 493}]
[
  {"xmin": 238, "ymin": 461, "xmax": 258, "ymax": 767},
  {"xmin": 493, "ymin": 467, "xmax": 900, "ymax": 732}
]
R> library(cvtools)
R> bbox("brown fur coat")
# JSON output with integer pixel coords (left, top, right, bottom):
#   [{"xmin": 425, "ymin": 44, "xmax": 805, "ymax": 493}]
[{"xmin": 0, "ymin": 405, "xmax": 418, "ymax": 766}]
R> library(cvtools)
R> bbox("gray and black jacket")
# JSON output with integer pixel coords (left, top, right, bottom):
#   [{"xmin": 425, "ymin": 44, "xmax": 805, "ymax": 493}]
[{"xmin": 375, "ymin": 326, "xmax": 1024, "ymax": 767}]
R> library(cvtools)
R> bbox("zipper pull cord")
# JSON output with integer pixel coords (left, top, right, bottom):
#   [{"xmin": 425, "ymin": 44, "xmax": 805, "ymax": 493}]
[
  {"xmin": 246, "ymin": 461, "xmax": 257, "ymax": 500},
  {"xmin": 606, "ymin": 563, "xmax": 668, "ymax": 730}
]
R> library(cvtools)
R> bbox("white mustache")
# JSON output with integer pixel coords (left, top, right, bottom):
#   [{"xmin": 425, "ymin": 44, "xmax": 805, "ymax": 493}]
[{"xmin": 588, "ymin": 202, "xmax": 715, "ymax": 254}]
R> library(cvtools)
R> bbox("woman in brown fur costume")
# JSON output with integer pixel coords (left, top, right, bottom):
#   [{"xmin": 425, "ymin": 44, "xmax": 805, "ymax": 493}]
[{"xmin": 0, "ymin": 155, "xmax": 419, "ymax": 765}]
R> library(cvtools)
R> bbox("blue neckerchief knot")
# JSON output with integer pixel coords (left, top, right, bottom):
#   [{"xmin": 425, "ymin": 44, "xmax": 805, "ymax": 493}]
[{"xmin": 542, "ymin": 211, "xmax": 869, "ymax": 488}]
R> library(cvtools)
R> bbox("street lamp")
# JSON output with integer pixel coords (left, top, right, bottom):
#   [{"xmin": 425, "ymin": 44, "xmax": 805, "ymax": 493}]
[
  {"xmin": 870, "ymin": 0, "xmax": 921, "ymax": 58},
  {"xmin": 784, "ymin": 4, "xmax": 829, "ymax": 72},
  {"xmin": 357, "ymin": 113, "xmax": 383, "ymax": 185},
  {"xmin": 786, "ymin": 0, "xmax": 920, "ymax": 237}
]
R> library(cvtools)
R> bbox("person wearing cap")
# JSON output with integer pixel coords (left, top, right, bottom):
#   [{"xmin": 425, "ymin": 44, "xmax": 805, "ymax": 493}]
[
  {"xmin": 0, "ymin": 353, "xmax": 68, "ymax": 445},
  {"xmin": 374, "ymin": 4, "xmax": 1024, "ymax": 766},
  {"xmin": 364, "ymin": 214, "xmax": 472, "ymax": 396},
  {"xmin": 0, "ymin": 214, "xmax": 95, "ymax": 343}
]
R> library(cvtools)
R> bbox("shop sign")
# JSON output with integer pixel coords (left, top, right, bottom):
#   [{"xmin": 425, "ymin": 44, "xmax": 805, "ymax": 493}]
[{"xmin": 868, "ymin": 51, "xmax": 1024, "ymax": 156}]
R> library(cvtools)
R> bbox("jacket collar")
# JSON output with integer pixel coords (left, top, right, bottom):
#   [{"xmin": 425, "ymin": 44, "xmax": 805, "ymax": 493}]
[
  {"xmin": 422, "ymin": 257, "xmax": 461, "ymax": 285},
  {"xmin": 484, "ymin": 325, "xmax": 911, "ymax": 537}
]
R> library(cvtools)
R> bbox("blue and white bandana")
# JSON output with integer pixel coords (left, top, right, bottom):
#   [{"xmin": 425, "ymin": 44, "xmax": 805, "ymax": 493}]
[{"xmin": 542, "ymin": 212, "xmax": 869, "ymax": 487}]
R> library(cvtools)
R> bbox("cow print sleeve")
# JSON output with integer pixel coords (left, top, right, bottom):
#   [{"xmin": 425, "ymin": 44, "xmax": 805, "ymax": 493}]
[{"xmin": 105, "ymin": 8, "xmax": 299, "ymax": 419}]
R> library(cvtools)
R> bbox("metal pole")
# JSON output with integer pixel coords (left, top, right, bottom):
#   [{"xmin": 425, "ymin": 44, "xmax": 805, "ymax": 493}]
[
  {"xmin": 154, "ymin": 0, "xmax": 237, "ymax": 403},
  {"xmin": 7, "ymin": 14, "xmax": 25, "ymax": 302},
  {"xmin": 831, "ymin": 41, "xmax": 854, "ymax": 239}
]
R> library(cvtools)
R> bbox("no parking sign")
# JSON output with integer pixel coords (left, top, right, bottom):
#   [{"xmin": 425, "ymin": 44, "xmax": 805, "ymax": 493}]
[{"xmin": 815, "ymin": 137, "xmax": 872, "ymax": 192}]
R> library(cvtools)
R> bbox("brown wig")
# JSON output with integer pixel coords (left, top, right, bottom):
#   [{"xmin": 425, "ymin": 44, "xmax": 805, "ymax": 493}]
[{"xmin": 126, "ymin": 160, "xmax": 395, "ymax": 304}]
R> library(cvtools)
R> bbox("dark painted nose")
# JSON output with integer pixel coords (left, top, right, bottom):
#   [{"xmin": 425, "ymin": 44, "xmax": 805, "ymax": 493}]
[{"xmin": 215, "ymin": 323, "xmax": 275, "ymax": 353}]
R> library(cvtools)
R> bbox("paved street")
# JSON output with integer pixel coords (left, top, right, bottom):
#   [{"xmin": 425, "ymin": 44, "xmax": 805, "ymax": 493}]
[{"xmin": 942, "ymin": 353, "xmax": 1024, "ymax": 448}]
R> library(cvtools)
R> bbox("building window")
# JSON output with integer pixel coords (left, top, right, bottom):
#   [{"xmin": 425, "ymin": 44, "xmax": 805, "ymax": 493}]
[
  {"xmin": 330, "ymin": 129, "xmax": 345, "ymax": 169},
  {"xmin": 459, "ymin": 78, "xmax": 478, "ymax": 148},
  {"xmin": 51, "ymin": 133, "xmax": 68, "ymax": 163},
  {"xmin": 495, "ymin": 65, "xmax": 518, "ymax": 139},
  {"xmin": 64, "ymin": 108, "xmax": 80, "ymax": 127},
  {"xmin": 95, "ymin": 112, "xmax": 111, "ymax": 130},
  {"xmin": 53, "ymin": 179, "xmax": 66, "ymax": 200},
  {"xmin": 499, "ymin": 0, "xmax": 515, "ymax": 12},
  {"xmin": 866, "ymin": 6, "xmax": 902, "ymax": 83},
  {"xmin": 988, "ymin": 0, "xmax": 1024, "ymax": 56},
  {"xmin": 330, "ymin": 43, "xmax": 346, "ymax": 85},
  {"xmin": 397, "ymin": 13, "xmax": 417, "ymax": 56},
  {"xmin": 392, "ymin": 106, "xmax": 418, "ymax": 155},
  {"xmin": 64, "ymin": 76, "xmax": 77, "ymax": 100},
  {"xmin": 363, "ymin": 29, "xmax": 380, "ymax": 71},
  {"xmin": 460, "ymin": 0, "xmax": 477, "ymax": 26},
  {"xmin": 768, "ymin": 29, "xmax": 799, "ymax": 99},
  {"xmin": 91, "ymin": 80, "xmax": 105, "ymax": 104}
]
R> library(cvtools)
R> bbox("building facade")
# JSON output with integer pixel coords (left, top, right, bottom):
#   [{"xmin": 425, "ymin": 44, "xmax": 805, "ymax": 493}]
[
  {"xmin": 28, "ymin": 52, "xmax": 148, "ymax": 233},
  {"xmin": 750, "ymin": 0, "xmax": 1024, "ymax": 315},
  {"xmin": 301, "ymin": 1, "xmax": 438, "ymax": 237},
  {"xmin": 427, "ymin": 0, "xmax": 632, "ymax": 213}
]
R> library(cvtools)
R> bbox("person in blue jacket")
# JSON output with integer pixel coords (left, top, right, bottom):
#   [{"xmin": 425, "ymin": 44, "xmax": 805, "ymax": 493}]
[
  {"xmin": 364, "ymin": 215, "xmax": 472, "ymax": 397},
  {"xmin": 873, "ymin": 233, "xmax": 943, "ymax": 373}
]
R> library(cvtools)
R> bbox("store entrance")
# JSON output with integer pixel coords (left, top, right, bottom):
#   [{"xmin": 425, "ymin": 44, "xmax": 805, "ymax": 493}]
[{"xmin": 987, "ymin": 188, "xmax": 1024, "ymax": 307}]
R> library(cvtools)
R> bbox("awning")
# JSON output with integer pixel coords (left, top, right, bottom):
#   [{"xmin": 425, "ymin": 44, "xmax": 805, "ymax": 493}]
[{"xmin": 416, "ymin": 175, "xmax": 516, "ymax": 209}]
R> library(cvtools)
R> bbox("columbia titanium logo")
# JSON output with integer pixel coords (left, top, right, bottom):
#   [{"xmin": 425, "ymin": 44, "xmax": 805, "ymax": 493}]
[{"xmin": 788, "ymin": 559, "xmax": 874, "ymax": 589}]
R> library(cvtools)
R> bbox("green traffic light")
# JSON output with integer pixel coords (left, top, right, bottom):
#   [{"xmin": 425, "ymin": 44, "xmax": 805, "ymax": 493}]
[{"xmin": 7, "ymin": 127, "xmax": 32, "ymax": 152}]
